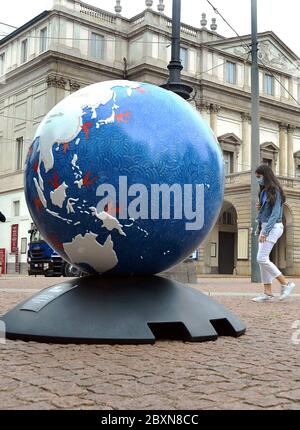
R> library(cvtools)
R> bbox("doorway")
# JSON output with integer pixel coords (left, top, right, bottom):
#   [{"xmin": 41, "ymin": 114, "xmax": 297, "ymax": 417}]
[{"xmin": 218, "ymin": 232, "xmax": 235, "ymax": 274}]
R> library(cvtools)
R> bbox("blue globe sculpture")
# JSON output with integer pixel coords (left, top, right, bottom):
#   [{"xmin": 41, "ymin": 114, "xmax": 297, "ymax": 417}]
[{"xmin": 24, "ymin": 80, "xmax": 224, "ymax": 276}]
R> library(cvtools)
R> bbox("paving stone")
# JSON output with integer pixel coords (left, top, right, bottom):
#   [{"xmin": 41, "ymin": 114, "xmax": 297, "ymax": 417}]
[
  {"xmin": 0, "ymin": 276, "xmax": 300, "ymax": 410},
  {"xmin": 277, "ymin": 389, "xmax": 300, "ymax": 401}
]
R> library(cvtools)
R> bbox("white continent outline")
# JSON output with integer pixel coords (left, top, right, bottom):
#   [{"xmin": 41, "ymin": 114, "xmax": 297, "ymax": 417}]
[{"xmin": 63, "ymin": 232, "xmax": 118, "ymax": 273}]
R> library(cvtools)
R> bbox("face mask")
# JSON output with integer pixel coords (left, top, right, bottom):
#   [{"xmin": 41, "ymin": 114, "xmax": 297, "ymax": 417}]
[{"xmin": 257, "ymin": 177, "xmax": 264, "ymax": 186}]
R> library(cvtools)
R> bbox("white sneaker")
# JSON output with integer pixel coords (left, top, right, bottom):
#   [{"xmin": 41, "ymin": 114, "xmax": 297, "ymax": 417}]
[
  {"xmin": 279, "ymin": 282, "xmax": 295, "ymax": 301},
  {"xmin": 252, "ymin": 293, "xmax": 274, "ymax": 302}
]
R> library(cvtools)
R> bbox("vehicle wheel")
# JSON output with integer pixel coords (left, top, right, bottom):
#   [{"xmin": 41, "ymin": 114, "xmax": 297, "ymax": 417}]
[
  {"xmin": 45, "ymin": 270, "xmax": 55, "ymax": 277},
  {"xmin": 64, "ymin": 263, "xmax": 81, "ymax": 277}
]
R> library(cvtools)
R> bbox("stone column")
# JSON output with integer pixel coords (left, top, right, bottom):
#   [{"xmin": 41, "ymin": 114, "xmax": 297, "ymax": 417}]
[
  {"xmin": 195, "ymin": 100, "xmax": 211, "ymax": 125},
  {"xmin": 287, "ymin": 125, "xmax": 296, "ymax": 177},
  {"xmin": 197, "ymin": 240, "xmax": 211, "ymax": 274},
  {"xmin": 212, "ymin": 52, "xmax": 219, "ymax": 80},
  {"xmin": 243, "ymin": 64, "xmax": 251, "ymax": 91},
  {"xmin": 46, "ymin": 74, "xmax": 67, "ymax": 111},
  {"xmin": 279, "ymin": 123, "xmax": 288, "ymax": 177},
  {"xmin": 241, "ymin": 113, "xmax": 251, "ymax": 171},
  {"xmin": 210, "ymin": 104, "xmax": 220, "ymax": 135}
]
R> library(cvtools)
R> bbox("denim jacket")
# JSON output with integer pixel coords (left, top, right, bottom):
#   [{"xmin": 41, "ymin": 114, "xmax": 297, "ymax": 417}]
[{"xmin": 256, "ymin": 188, "xmax": 283, "ymax": 236}]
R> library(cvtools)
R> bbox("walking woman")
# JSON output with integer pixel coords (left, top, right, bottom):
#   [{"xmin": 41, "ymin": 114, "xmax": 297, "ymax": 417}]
[{"xmin": 252, "ymin": 164, "xmax": 295, "ymax": 302}]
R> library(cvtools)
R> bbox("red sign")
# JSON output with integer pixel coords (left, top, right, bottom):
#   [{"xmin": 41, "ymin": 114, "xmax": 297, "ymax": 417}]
[
  {"xmin": 11, "ymin": 224, "xmax": 19, "ymax": 253},
  {"xmin": 0, "ymin": 248, "xmax": 6, "ymax": 274}
]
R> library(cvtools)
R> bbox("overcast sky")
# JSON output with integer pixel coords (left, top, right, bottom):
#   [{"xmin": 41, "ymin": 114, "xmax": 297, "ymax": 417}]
[{"xmin": 1, "ymin": 0, "xmax": 300, "ymax": 57}]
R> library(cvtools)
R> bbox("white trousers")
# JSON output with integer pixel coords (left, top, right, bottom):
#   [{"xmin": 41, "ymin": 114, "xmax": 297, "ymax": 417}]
[{"xmin": 256, "ymin": 222, "xmax": 284, "ymax": 284}]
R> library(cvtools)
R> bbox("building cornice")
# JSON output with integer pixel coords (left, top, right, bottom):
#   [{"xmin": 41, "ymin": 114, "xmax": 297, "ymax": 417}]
[
  {"xmin": 201, "ymin": 45, "xmax": 295, "ymax": 78},
  {"xmin": 127, "ymin": 62, "xmax": 169, "ymax": 80},
  {"xmin": 0, "ymin": 50, "xmax": 124, "ymax": 92},
  {"xmin": 199, "ymin": 79, "xmax": 300, "ymax": 126},
  {"xmin": 225, "ymin": 183, "xmax": 300, "ymax": 197},
  {"xmin": 225, "ymin": 183, "xmax": 251, "ymax": 194},
  {"xmin": 204, "ymin": 30, "xmax": 299, "ymax": 61}
]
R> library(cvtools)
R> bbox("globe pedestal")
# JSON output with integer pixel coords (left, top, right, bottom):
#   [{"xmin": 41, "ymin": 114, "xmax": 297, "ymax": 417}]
[{"xmin": 2, "ymin": 276, "xmax": 246, "ymax": 344}]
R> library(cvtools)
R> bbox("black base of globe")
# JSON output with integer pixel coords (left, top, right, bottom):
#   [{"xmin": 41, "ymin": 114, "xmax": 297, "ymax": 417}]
[{"xmin": 1, "ymin": 276, "xmax": 246, "ymax": 344}]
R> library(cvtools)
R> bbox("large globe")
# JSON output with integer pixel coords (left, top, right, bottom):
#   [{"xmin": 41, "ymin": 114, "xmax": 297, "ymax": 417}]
[{"xmin": 24, "ymin": 80, "xmax": 224, "ymax": 276}]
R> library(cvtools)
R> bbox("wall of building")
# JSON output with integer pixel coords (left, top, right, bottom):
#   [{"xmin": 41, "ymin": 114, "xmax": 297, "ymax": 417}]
[{"xmin": 0, "ymin": 190, "xmax": 31, "ymax": 273}]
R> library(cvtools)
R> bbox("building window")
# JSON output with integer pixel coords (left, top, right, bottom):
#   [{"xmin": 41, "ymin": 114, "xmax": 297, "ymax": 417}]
[
  {"xmin": 226, "ymin": 61, "xmax": 236, "ymax": 84},
  {"xmin": 13, "ymin": 201, "xmax": 20, "ymax": 217},
  {"xmin": 0, "ymin": 53, "xmax": 5, "ymax": 75},
  {"xmin": 180, "ymin": 47, "xmax": 188, "ymax": 70},
  {"xmin": 219, "ymin": 211, "xmax": 234, "ymax": 225},
  {"xmin": 223, "ymin": 150, "xmax": 234, "ymax": 175},
  {"xmin": 39, "ymin": 27, "xmax": 47, "ymax": 53},
  {"xmin": 264, "ymin": 73, "xmax": 274, "ymax": 95},
  {"xmin": 260, "ymin": 142, "xmax": 278, "ymax": 171},
  {"xmin": 296, "ymin": 164, "xmax": 300, "ymax": 178},
  {"xmin": 16, "ymin": 137, "xmax": 23, "ymax": 170},
  {"xmin": 90, "ymin": 32, "xmax": 104, "ymax": 59},
  {"xmin": 21, "ymin": 39, "xmax": 28, "ymax": 63},
  {"xmin": 262, "ymin": 158, "xmax": 272, "ymax": 168},
  {"xmin": 222, "ymin": 211, "xmax": 233, "ymax": 225}
]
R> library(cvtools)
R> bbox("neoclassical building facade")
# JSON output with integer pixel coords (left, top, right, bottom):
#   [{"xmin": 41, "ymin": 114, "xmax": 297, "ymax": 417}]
[{"xmin": 0, "ymin": 0, "xmax": 300, "ymax": 274}]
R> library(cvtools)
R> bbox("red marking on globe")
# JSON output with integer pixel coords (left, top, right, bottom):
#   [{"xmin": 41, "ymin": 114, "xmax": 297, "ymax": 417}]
[
  {"xmin": 48, "ymin": 235, "xmax": 63, "ymax": 250},
  {"xmin": 115, "ymin": 111, "xmax": 130, "ymax": 124},
  {"xmin": 82, "ymin": 171, "xmax": 98, "ymax": 189},
  {"xmin": 63, "ymin": 143, "xmax": 69, "ymax": 153},
  {"xmin": 49, "ymin": 172, "xmax": 60, "ymax": 189},
  {"xmin": 33, "ymin": 162, "xmax": 39, "ymax": 172},
  {"xmin": 104, "ymin": 201, "xmax": 120, "ymax": 215},
  {"xmin": 33, "ymin": 197, "xmax": 43, "ymax": 210},
  {"xmin": 135, "ymin": 87, "xmax": 146, "ymax": 94},
  {"xmin": 81, "ymin": 122, "xmax": 93, "ymax": 140}
]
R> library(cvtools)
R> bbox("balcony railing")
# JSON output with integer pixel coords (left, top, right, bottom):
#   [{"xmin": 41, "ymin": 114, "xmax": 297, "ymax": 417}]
[
  {"xmin": 225, "ymin": 171, "xmax": 300, "ymax": 189},
  {"xmin": 166, "ymin": 18, "xmax": 198, "ymax": 38},
  {"xmin": 277, "ymin": 175, "xmax": 300, "ymax": 189},
  {"xmin": 80, "ymin": 2, "xmax": 116, "ymax": 24},
  {"xmin": 131, "ymin": 13, "xmax": 145, "ymax": 26},
  {"xmin": 225, "ymin": 171, "xmax": 251, "ymax": 185}
]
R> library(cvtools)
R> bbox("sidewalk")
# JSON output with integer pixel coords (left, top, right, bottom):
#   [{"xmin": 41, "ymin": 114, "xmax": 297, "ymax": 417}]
[{"xmin": 0, "ymin": 276, "xmax": 300, "ymax": 410}]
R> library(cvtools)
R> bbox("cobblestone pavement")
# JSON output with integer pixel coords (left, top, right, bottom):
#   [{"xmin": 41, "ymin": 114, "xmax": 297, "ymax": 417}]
[{"xmin": 0, "ymin": 276, "xmax": 299, "ymax": 410}]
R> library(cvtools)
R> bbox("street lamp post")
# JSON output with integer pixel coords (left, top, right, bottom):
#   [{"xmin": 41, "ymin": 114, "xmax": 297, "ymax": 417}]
[
  {"xmin": 161, "ymin": 0, "xmax": 193, "ymax": 100},
  {"xmin": 250, "ymin": 0, "xmax": 261, "ymax": 282}
]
